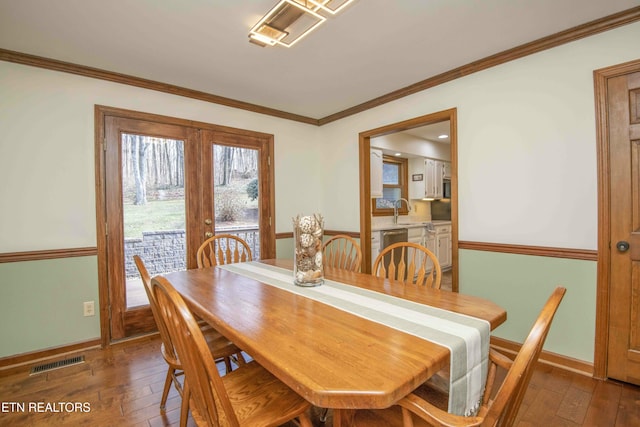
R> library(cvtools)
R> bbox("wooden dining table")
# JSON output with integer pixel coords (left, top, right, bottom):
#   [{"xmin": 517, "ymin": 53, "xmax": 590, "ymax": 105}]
[{"xmin": 163, "ymin": 259, "xmax": 507, "ymax": 427}]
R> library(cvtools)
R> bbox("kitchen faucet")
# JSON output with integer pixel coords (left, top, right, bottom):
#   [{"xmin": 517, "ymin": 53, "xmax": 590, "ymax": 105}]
[{"xmin": 393, "ymin": 198, "xmax": 411, "ymax": 224}]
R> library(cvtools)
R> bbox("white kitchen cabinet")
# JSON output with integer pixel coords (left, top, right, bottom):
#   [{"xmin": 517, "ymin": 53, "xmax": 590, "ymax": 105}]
[
  {"xmin": 434, "ymin": 223, "xmax": 452, "ymax": 269},
  {"xmin": 371, "ymin": 230, "xmax": 381, "ymax": 270},
  {"xmin": 370, "ymin": 148, "xmax": 383, "ymax": 198},
  {"xmin": 409, "ymin": 158, "xmax": 444, "ymax": 199},
  {"xmin": 423, "ymin": 230, "xmax": 437, "ymax": 271},
  {"xmin": 443, "ymin": 161, "xmax": 452, "ymax": 180},
  {"xmin": 408, "ymin": 226, "xmax": 423, "ymax": 245},
  {"xmin": 409, "ymin": 226, "xmax": 429, "ymax": 272}
]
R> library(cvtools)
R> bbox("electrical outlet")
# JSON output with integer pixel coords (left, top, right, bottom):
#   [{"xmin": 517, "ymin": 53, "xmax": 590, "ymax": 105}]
[{"xmin": 83, "ymin": 301, "xmax": 95, "ymax": 317}]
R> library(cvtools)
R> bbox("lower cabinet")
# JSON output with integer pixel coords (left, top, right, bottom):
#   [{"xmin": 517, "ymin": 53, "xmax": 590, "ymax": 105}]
[
  {"xmin": 434, "ymin": 223, "xmax": 452, "ymax": 269},
  {"xmin": 371, "ymin": 231, "xmax": 381, "ymax": 270},
  {"xmin": 424, "ymin": 232, "xmax": 437, "ymax": 272},
  {"xmin": 408, "ymin": 227, "xmax": 426, "ymax": 269},
  {"xmin": 370, "ymin": 224, "xmax": 451, "ymax": 272}
]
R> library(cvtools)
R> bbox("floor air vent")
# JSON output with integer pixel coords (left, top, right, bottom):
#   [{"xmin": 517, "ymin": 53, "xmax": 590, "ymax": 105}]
[{"xmin": 30, "ymin": 355, "xmax": 85, "ymax": 375}]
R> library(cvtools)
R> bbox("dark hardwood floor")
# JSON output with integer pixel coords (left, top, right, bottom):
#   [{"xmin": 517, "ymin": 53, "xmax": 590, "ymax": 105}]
[{"xmin": 1, "ymin": 334, "xmax": 639, "ymax": 426}]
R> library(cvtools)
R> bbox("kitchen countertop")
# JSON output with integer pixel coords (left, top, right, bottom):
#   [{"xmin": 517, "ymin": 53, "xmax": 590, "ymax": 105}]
[{"xmin": 372, "ymin": 220, "xmax": 450, "ymax": 232}]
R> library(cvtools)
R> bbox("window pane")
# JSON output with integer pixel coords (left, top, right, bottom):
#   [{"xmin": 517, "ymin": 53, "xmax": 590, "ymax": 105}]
[
  {"xmin": 382, "ymin": 162, "xmax": 399, "ymax": 184},
  {"xmin": 375, "ymin": 188, "xmax": 401, "ymax": 209}
]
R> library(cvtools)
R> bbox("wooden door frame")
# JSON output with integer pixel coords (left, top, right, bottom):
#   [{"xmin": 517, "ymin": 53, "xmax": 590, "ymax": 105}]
[
  {"xmin": 593, "ymin": 58, "xmax": 640, "ymax": 379},
  {"xmin": 358, "ymin": 108, "xmax": 458, "ymax": 291},
  {"xmin": 95, "ymin": 105, "xmax": 276, "ymax": 346}
]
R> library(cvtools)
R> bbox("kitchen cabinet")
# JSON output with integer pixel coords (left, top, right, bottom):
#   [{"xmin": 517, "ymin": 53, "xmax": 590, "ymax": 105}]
[
  {"xmin": 426, "ymin": 159, "xmax": 444, "ymax": 199},
  {"xmin": 423, "ymin": 229, "xmax": 437, "ymax": 271},
  {"xmin": 371, "ymin": 230, "xmax": 381, "ymax": 270},
  {"xmin": 434, "ymin": 223, "xmax": 452, "ymax": 269},
  {"xmin": 370, "ymin": 148, "xmax": 383, "ymax": 198},
  {"xmin": 409, "ymin": 158, "xmax": 444, "ymax": 199},
  {"xmin": 443, "ymin": 161, "xmax": 452, "ymax": 180},
  {"xmin": 408, "ymin": 226, "xmax": 423, "ymax": 245}
]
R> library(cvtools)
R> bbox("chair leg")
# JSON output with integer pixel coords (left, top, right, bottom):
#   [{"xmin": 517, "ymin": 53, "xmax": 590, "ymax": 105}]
[
  {"xmin": 236, "ymin": 351, "xmax": 246, "ymax": 365},
  {"xmin": 180, "ymin": 381, "xmax": 190, "ymax": 427},
  {"xmin": 224, "ymin": 356, "xmax": 233, "ymax": 374},
  {"xmin": 160, "ymin": 367, "xmax": 174, "ymax": 411},
  {"xmin": 298, "ymin": 410, "xmax": 314, "ymax": 427},
  {"xmin": 319, "ymin": 407, "xmax": 329, "ymax": 423}
]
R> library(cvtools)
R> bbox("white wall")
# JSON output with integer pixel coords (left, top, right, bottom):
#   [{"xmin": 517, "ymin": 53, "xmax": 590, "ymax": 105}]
[
  {"xmin": 319, "ymin": 22, "xmax": 640, "ymax": 251},
  {"xmin": 0, "ymin": 62, "xmax": 322, "ymax": 253}
]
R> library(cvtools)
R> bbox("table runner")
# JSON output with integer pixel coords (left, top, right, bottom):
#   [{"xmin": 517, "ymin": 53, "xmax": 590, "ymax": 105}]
[{"xmin": 218, "ymin": 262, "xmax": 490, "ymax": 416}]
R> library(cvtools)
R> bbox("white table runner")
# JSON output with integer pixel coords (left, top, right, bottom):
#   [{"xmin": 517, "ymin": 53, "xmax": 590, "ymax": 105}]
[{"xmin": 218, "ymin": 262, "xmax": 489, "ymax": 416}]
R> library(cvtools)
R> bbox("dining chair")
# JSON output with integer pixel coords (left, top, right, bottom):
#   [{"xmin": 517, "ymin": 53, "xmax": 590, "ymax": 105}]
[
  {"xmin": 196, "ymin": 233, "xmax": 253, "ymax": 268},
  {"xmin": 348, "ymin": 286, "xmax": 566, "ymax": 427},
  {"xmin": 322, "ymin": 234, "xmax": 363, "ymax": 272},
  {"xmin": 372, "ymin": 241, "xmax": 442, "ymax": 288},
  {"xmin": 150, "ymin": 275, "xmax": 313, "ymax": 427},
  {"xmin": 133, "ymin": 256, "xmax": 244, "ymax": 415}
]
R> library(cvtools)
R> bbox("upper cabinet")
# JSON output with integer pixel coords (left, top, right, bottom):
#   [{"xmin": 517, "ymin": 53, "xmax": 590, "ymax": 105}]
[
  {"xmin": 443, "ymin": 162, "xmax": 452, "ymax": 180},
  {"xmin": 370, "ymin": 148, "xmax": 383, "ymax": 199},
  {"xmin": 409, "ymin": 158, "xmax": 449, "ymax": 199}
]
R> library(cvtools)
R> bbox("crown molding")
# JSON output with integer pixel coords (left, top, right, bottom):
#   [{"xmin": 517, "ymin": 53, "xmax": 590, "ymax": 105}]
[
  {"xmin": 0, "ymin": 48, "xmax": 319, "ymax": 126},
  {"xmin": 1, "ymin": 6, "xmax": 639, "ymax": 126},
  {"xmin": 318, "ymin": 6, "xmax": 640, "ymax": 125}
]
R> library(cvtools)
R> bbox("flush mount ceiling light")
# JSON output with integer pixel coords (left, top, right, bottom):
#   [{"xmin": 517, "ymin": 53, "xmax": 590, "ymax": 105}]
[{"xmin": 249, "ymin": 0, "xmax": 356, "ymax": 48}]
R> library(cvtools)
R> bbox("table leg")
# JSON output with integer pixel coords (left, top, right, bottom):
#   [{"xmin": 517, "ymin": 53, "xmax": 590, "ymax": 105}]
[{"xmin": 333, "ymin": 409, "xmax": 355, "ymax": 427}]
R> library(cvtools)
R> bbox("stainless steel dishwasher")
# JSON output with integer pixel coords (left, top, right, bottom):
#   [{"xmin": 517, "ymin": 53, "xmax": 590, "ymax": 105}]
[{"xmin": 380, "ymin": 228, "xmax": 408, "ymax": 269}]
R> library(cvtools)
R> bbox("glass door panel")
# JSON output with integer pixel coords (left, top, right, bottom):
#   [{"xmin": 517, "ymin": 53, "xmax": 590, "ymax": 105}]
[
  {"xmin": 212, "ymin": 144, "xmax": 260, "ymax": 259},
  {"xmin": 121, "ymin": 134, "xmax": 186, "ymax": 308}
]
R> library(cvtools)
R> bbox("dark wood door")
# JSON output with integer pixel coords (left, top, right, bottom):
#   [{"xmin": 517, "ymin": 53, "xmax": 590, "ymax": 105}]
[{"xmin": 607, "ymin": 71, "xmax": 640, "ymax": 384}]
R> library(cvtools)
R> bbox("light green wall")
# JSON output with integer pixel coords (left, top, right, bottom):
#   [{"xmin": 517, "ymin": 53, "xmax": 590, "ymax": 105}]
[
  {"xmin": 459, "ymin": 249, "xmax": 596, "ymax": 363},
  {"xmin": 276, "ymin": 238, "xmax": 294, "ymax": 260},
  {"xmin": 0, "ymin": 256, "xmax": 100, "ymax": 358},
  {"xmin": 276, "ymin": 236, "xmax": 362, "ymax": 260}
]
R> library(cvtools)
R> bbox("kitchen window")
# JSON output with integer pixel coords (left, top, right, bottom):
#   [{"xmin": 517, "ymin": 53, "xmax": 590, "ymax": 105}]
[{"xmin": 372, "ymin": 156, "xmax": 408, "ymax": 216}]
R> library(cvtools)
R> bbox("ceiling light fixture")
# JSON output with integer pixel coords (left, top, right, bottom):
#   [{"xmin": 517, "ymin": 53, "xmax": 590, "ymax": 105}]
[
  {"xmin": 438, "ymin": 134, "xmax": 449, "ymax": 139},
  {"xmin": 249, "ymin": 0, "xmax": 356, "ymax": 48}
]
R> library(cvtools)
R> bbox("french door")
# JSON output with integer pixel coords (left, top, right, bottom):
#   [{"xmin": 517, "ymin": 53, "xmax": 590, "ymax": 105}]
[
  {"xmin": 97, "ymin": 108, "xmax": 274, "ymax": 341},
  {"xmin": 201, "ymin": 130, "xmax": 275, "ymax": 260}
]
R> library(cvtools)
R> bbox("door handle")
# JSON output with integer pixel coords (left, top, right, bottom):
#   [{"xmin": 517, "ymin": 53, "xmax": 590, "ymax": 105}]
[
  {"xmin": 616, "ymin": 241, "xmax": 630, "ymax": 252},
  {"xmin": 204, "ymin": 218, "xmax": 212, "ymax": 225},
  {"xmin": 205, "ymin": 231, "xmax": 213, "ymax": 238}
]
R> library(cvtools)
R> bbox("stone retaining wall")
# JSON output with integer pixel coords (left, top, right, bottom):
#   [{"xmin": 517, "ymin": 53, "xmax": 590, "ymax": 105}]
[
  {"xmin": 124, "ymin": 228, "xmax": 260, "ymax": 278},
  {"xmin": 124, "ymin": 230, "xmax": 186, "ymax": 278}
]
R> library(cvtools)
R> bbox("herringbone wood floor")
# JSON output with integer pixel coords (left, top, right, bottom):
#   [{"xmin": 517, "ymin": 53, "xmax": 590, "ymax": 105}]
[{"xmin": 1, "ymin": 334, "xmax": 640, "ymax": 426}]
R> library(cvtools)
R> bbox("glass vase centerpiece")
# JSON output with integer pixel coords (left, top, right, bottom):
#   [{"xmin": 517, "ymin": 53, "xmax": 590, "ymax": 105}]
[{"xmin": 293, "ymin": 213, "xmax": 324, "ymax": 287}]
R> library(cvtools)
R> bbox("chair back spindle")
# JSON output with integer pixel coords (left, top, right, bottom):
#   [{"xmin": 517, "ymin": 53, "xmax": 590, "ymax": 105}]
[
  {"xmin": 197, "ymin": 233, "xmax": 253, "ymax": 268},
  {"xmin": 322, "ymin": 234, "xmax": 362, "ymax": 272},
  {"xmin": 373, "ymin": 242, "xmax": 441, "ymax": 289}
]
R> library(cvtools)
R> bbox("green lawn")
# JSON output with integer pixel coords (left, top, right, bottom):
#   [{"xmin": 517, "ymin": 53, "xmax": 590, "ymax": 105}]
[
  {"xmin": 123, "ymin": 199, "xmax": 185, "ymax": 239},
  {"xmin": 123, "ymin": 179, "xmax": 258, "ymax": 239}
]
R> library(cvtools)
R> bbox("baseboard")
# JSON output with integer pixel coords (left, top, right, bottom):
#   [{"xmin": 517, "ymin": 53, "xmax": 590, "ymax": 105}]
[
  {"xmin": 490, "ymin": 336, "xmax": 594, "ymax": 377},
  {"xmin": 0, "ymin": 338, "xmax": 102, "ymax": 376}
]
